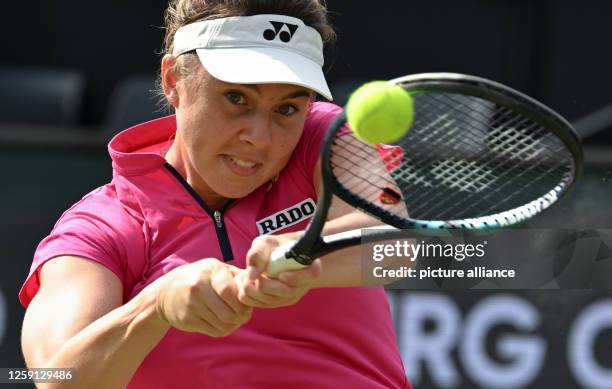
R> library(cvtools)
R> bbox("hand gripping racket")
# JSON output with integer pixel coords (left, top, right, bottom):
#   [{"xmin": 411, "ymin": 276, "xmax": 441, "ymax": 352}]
[{"xmin": 265, "ymin": 73, "xmax": 583, "ymax": 277}]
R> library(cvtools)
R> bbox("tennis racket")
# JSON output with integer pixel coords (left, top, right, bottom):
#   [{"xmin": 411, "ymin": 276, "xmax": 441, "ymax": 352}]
[{"xmin": 265, "ymin": 72, "xmax": 583, "ymax": 277}]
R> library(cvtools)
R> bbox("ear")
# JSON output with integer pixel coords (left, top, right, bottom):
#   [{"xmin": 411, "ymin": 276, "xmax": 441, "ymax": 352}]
[{"xmin": 161, "ymin": 54, "xmax": 180, "ymax": 108}]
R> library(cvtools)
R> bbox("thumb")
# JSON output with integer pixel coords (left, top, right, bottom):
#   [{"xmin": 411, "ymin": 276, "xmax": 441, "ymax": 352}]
[{"xmin": 246, "ymin": 236, "xmax": 274, "ymax": 281}]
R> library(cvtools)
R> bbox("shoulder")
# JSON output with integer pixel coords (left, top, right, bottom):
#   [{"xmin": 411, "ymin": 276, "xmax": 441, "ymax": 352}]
[
  {"xmin": 20, "ymin": 183, "xmax": 146, "ymax": 307},
  {"xmin": 55, "ymin": 183, "xmax": 144, "ymax": 237},
  {"xmin": 303, "ymin": 101, "xmax": 343, "ymax": 134},
  {"xmin": 295, "ymin": 101, "xmax": 343, "ymax": 157}
]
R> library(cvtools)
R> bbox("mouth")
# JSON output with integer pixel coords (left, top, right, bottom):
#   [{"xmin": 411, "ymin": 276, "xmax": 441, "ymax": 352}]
[{"xmin": 222, "ymin": 155, "xmax": 261, "ymax": 176}]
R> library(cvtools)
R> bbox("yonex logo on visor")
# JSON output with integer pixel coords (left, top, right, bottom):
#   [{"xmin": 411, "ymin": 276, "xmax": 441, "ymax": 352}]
[{"xmin": 263, "ymin": 21, "xmax": 298, "ymax": 42}]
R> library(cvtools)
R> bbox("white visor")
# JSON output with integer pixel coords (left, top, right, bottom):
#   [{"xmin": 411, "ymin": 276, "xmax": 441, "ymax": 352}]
[{"xmin": 173, "ymin": 14, "xmax": 332, "ymax": 100}]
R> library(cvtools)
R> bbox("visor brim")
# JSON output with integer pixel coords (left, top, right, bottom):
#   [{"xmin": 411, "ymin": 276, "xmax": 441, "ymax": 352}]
[{"xmin": 195, "ymin": 47, "xmax": 332, "ymax": 101}]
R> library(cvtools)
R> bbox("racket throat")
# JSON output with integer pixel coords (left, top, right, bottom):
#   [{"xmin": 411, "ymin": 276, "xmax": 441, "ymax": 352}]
[
  {"xmin": 285, "ymin": 236, "xmax": 326, "ymax": 265},
  {"xmin": 284, "ymin": 250, "xmax": 315, "ymax": 266}
]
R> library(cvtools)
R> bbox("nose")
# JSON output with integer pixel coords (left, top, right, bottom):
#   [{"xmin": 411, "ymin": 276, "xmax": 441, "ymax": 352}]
[{"xmin": 238, "ymin": 112, "xmax": 273, "ymax": 148}]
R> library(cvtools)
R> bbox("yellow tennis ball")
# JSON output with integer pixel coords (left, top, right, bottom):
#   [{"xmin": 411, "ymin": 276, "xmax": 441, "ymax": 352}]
[{"xmin": 346, "ymin": 81, "xmax": 414, "ymax": 144}]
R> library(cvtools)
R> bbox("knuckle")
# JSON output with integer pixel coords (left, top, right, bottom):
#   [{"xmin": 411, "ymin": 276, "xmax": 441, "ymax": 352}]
[
  {"xmin": 250, "ymin": 236, "xmax": 266, "ymax": 248},
  {"xmin": 237, "ymin": 292, "xmax": 247, "ymax": 304},
  {"xmin": 280, "ymin": 285, "xmax": 293, "ymax": 295},
  {"xmin": 217, "ymin": 310, "xmax": 236, "ymax": 324},
  {"xmin": 185, "ymin": 274, "xmax": 206, "ymax": 295},
  {"xmin": 179, "ymin": 316, "xmax": 198, "ymax": 331},
  {"xmin": 242, "ymin": 284, "xmax": 255, "ymax": 298},
  {"xmin": 184, "ymin": 299, "xmax": 198, "ymax": 313},
  {"xmin": 252, "ymin": 235, "xmax": 278, "ymax": 250},
  {"xmin": 196, "ymin": 258, "xmax": 216, "ymax": 272},
  {"xmin": 175, "ymin": 313, "xmax": 189, "ymax": 325},
  {"xmin": 239, "ymin": 308, "xmax": 253, "ymax": 322},
  {"xmin": 256, "ymin": 235, "xmax": 273, "ymax": 245},
  {"xmin": 216, "ymin": 282, "xmax": 233, "ymax": 298},
  {"xmin": 240, "ymin": 305, "xmax": 253, "ymax": 316}
]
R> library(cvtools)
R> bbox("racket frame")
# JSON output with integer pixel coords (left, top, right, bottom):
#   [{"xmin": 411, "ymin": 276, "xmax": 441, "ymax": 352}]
[
  {"xmin": 273, "ymin": 73, "xmax": 584, "ymax": 266},
  {"xmin": 328, "ymin": 73, "xmax": 583, "ymax": 230}
]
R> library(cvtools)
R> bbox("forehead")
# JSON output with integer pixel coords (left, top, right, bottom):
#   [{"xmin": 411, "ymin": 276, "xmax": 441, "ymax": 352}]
[
  {"xmin": 195, "ymin": 63, "xmax": 313, "ymax": 98},
  {"xmin": 238, "ymin": 83, "xmax": 313, "ymax": 99}
]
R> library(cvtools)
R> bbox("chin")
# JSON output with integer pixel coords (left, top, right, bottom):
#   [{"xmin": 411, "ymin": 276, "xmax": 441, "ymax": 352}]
[{"xmin": 211, "ymin": 179, "xmax": 263, "ymax": 199}]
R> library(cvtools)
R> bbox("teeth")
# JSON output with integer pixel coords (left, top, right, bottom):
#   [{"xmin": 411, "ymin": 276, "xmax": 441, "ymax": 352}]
[{"xmin": 230, "ymin": 157, "xmax": 256, "ymax": 168}]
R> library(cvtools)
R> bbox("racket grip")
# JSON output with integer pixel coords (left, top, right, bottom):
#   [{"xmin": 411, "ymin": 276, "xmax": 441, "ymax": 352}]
[{"xmin": 266, "ymin": 241, "xmax": 309, "ymax": 278}]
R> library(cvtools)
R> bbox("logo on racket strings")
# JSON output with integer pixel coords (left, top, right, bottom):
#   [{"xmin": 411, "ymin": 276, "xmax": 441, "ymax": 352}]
[
  {"xmin": 263, "ymin": 21, "xmax": 298, "ymax": 43},
  {"xmin": 379, "ymin": 186, "xmax": 402, "ymax": 205}
]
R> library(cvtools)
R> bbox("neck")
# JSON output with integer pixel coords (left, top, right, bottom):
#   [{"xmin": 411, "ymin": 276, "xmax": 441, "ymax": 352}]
[{"xmin": 165, "ymin": 135, "xmax": 229, "ymax": 210}]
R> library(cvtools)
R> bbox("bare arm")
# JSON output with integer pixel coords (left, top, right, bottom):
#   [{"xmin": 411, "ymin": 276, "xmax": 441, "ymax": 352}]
[
  {"xmin": 22, "ymin": 256, "xmax": 251, "ymax": 389},
  {"xmin": 22, "ymin": 256, "xmax": 169, "ymax": 388}
]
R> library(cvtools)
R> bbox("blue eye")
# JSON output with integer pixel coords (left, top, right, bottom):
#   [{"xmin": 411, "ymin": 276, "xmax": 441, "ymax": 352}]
[
  {"xmin": 277, "ymin": 104, "xmax": 297, "ymax": 116},
  {"xmin": 225, "ymin": 91, "xmax": 246, "ymax": 105}
]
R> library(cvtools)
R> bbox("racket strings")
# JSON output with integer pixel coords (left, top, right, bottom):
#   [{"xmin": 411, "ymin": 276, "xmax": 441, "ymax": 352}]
[
  {"xmin": 415, "ymin": 93, "xmax": 566, "ymax": 163},
  {"xmin": 400, "ymin": 101, "xmax": 572, "ymax": 219},
  {"xmin": 396, "ymin": 98, "xmax": 561, "ymax": 182},
  {"xmin": 433, "ymin": 92, "xmax": 569, "ymax": 160},
  {"xmin": 331, "ymin": 138, "xmax": 407, "ymax": 209},
  {"xmin": 390, "ymin": 100, "xmax": 567, "ymax": 211},
  {"xmin": 329, "ymin": 91, "xmax": 575, "ymax": 221},
  {"xmin": 427, "ymin": 155, "xmax": 571, "ymax": 219},
  {"xmin": 401, "ymin": 101, "xmax": 570, "ymax": 215},
  {"xmin": 331, "ymin": 111, "xmax": 569, "ymax": 220},
  {"xmin": 427, "ymin": 93, "xmax": 574, "ymax": 176}
]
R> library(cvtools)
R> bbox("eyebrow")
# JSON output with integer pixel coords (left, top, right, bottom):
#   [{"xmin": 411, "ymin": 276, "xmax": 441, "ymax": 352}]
[{"xmin": 241, "ymin": 84, "xmax": 312, "ymax": 100}]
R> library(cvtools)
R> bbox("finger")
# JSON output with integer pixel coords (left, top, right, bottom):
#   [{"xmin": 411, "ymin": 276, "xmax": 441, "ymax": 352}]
[
  {"xmin": 194, "ymin": 319, "xmax": 227, "ymax": 337},
  {"xmin": 238, "ymin": 279, "xmax": 276, "ymax": 304},
  {"xmin": 240, "ymin": 295, "xmax": 296, "ymax": 309},
  {"xmin": 178, "ymin": 311, "xmax": 226, "ymax": 336},
  {"xmin": 238, "ymin": 281, "xmax": 292, "ymax": 308},
  {"xmin": 202, "ymin": 289, "xmax": 251, "ymax": 330},
  {"xmin": 247, "ymin": 265, "xmax": 261, "ymax": 282},
  {"xmin": 246, "ymin": 237, "xmax": 275, "ymax": 281},
  {"xmin": 230, "ymin": 269, "xmax": 254, "ymax": 300},
  {"xmin": 195, "ymin": 310, "xmax": 234, "ymax": 336},
  {"xmin": 190, "ymin": 295, "xmax": 237, "ymax": 334},
  {"xmin": 239, "ymin": 294, "xmax": 278, "ymax": 308},
  {"xmin": 239, "ymin": 277, "xmax": 285, "ymax": 303},
  {"xmin": 209, "ymin": 267, "xmax": 252, "ymax": 318},
  {"xmin": 251, "ymin": 276, "xmax": 293, "ymax": 298},
  {"xmin": 278, "ymin": 259, "xmax": 322, "ymax": 287},
  {"xmin": 234, "ymin": 270, "xmax": 261, "ymax": 305},
  {"xmin": 225, "ymin": 264, "xmax": 245, "ymax": 277},
  {"xmin": 233, "ymin": 269, "xmax": 250, "ymax": 290}
]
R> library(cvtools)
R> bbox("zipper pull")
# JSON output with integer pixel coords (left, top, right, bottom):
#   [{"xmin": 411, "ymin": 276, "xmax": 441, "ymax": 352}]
[{"xmin": 213, "ymin": 210, "xmax": 223, "ymax": 228}]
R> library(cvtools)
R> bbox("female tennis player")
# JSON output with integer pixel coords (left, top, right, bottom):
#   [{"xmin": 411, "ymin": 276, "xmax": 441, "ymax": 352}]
[{"xmin": 19, "ymin": 1, "xmax": 411, "ymax": 388}]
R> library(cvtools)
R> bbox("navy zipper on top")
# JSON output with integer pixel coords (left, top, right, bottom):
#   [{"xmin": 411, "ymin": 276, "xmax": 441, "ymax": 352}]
[{"xmin": 164, "ymin": 163, "xmax": 234, "ymax": 262}]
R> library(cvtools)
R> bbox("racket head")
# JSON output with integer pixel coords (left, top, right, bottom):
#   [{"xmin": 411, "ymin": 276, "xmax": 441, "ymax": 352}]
[{"xmin": 322, "ymin": 73, "xmax": 583, "ymax": 230}]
